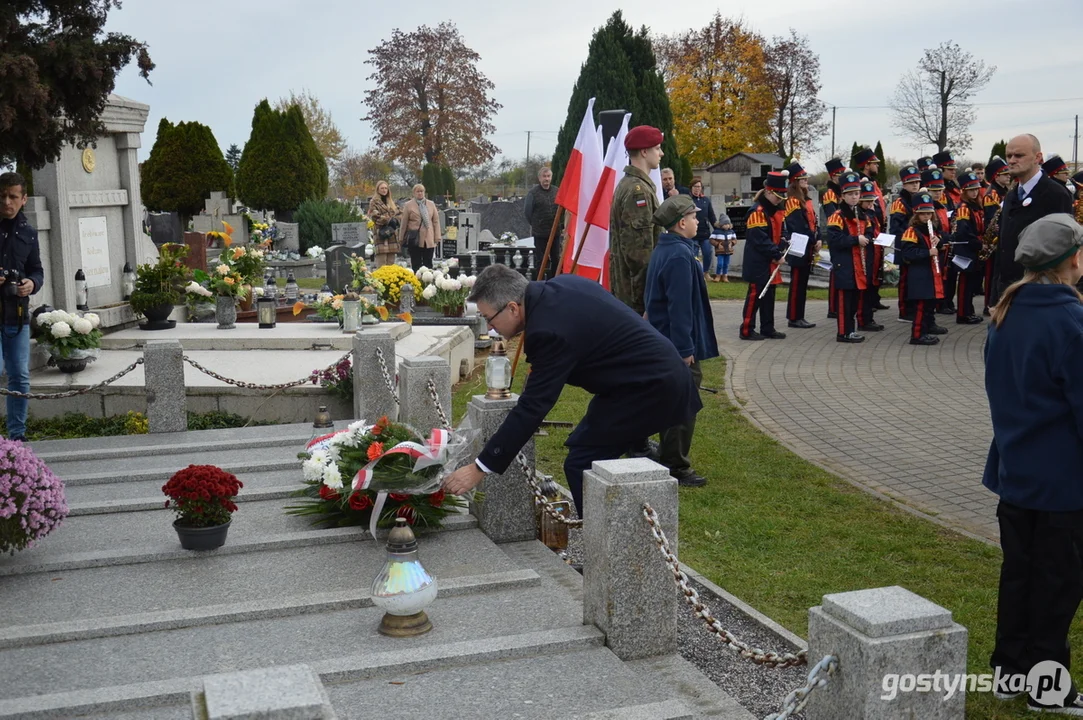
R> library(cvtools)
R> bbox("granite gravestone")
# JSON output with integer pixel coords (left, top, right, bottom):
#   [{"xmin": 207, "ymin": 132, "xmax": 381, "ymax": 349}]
[
  {"xmin": 148, "ymin": 212, "xmax": 183, "ymax": 247},
  {"xmin": 331, "ymin": 222, "xmax": 367, "ymax": 247},
  {"xmin": 456, "ymin": 212, "xmax": 481, "ymax": 254},
  {"xmin": 471, "ymin": 199, "xmax": 531, "ymax": 240},
  {"xmin": 325, "ymin": 245, "xmax": 353, "ymax": 292},
  {"xmin": 277, "ymin": 222, "xmax": 300, "ymax": 253},
  {"xmin": 183, "ymin": 232, "xmax": 208, "ymax": 273}
]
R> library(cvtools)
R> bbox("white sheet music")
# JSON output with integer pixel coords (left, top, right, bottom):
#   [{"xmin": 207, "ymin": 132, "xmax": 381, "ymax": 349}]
[
  {"xmin": 817, "ymin": 260, "xmax": 833, "ymax": 271},
  {"xmin": 885, "ymin": 253, "xmax": 895, "ymax": 263},
  {"xmin": 874, "ymin": 233, "xmax": 895, "ymax": 247},
  {"xmin": 952, "ymin": 255, "xmax": 972, "ymax": 270},
  {"xmin": 788, "ymin": 233, "xmax": 809, "ymax": 257}
]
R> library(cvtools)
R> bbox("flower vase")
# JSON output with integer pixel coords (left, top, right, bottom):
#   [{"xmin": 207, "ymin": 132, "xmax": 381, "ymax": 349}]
[
  {"xmin": 238, "ymin": 285, "xmax": 255, "ymax": 312},
  {"xmin": 216, "ymin": 296, "xmax": 237, "ymax": 329},
  {"xmin": 54, "ymin": 356, "xmax": 88, "ymax": 373}
]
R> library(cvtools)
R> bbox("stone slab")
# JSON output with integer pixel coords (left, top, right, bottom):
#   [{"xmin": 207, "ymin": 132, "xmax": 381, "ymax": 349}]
[
  {"xmin": 100, "ymin": 321, "xmax": 412, "ymax": 351},
  {"xmin": 0, "ymin": 528, "xmax": 521, "ymax": 629},
  {"xmin": 203, "ymin": 664, "xmax": 327, "ymax": 720},
  {"xmin": 821, "ymin": 586, "xmax": 954, "ymax": 638},
  {"xmin": 0, "ymin": 580, "xmax": 590, "ymax": 700},
  {"xmin": 324, "ymin": 647, "xmax": 673, "ymax": 720},
  {"xmin": 469, "ymin": 394, "xmax": 536, "ymax": 544},
  {"xmin": 48, "ymin": 443, "xmax": 308, "ymax": 482},
  {"xmin": 65, "ymin": 469, "xmax": 300, "ymax": 508}
]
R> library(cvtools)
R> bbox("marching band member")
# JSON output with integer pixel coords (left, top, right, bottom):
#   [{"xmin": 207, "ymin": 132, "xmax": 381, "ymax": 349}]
[
  {"xmin": 983, "ymin": 156, "xmax": 1011, "ymax": 313},
  {"xmin": 858, "ymin": 180, "xmax": 885, "ymax": 331},
  {"xmin": 891, "ymin": 162, "xmax": 921, "ymax": 322},
  {"xmin": 899, "ymin": 191, "xmax": 949, "ymax": 345},
  {"xmin": 853, "ymin": 147, "xmax": 889, "ymax": 311},
  {"xmin": 784, "ymin": 162, "xmax": 820, "ymax": 329},
  {"xmin": 739, "ymin": 171, "xmax": 790, "ymax": 341},
  {"xmin": 1043, "ymin": 154, "xmax": 1070, "ymax": 189},
  {"xmin": 952, "ymin": 170, "xmax": 986, "ymax": 324},
  {"xmin": 923, "ymin": 167, "xmax": 957, "ymax": 315},
  {"xmin": 822, "ymin": 158, "xmax": 846, "ymax": 319},
  {"xmin": 934, "ymin": 150, "xmax": 961, "ymax": 208},
  {"xmin": 916, "ymin": 156, "xmax": 934, "ymax": 172},
  {"xmin": 826, "ymin": 171, "xmax": 868, "ymax": 343}
]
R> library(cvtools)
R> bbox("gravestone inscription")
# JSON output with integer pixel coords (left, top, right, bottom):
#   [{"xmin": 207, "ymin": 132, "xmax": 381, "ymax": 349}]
[
  {"xmin": 331, "ymin": 222, "xmax": 367, "ymax": 247},
  {"xmin": 277, "ymin": 222, "xmax": 300, "ymax": 252}
]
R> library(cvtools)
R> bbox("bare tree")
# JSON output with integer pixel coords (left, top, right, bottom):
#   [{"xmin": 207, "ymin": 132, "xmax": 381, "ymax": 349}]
[
  {"xmin": 275, "ymin": 89, "xmax": 347, "ymax": 169},
  {"xmin": 763, "ymin": 29, "xmax": 828, "ymax": 160},
  {"xmin": 889, "ymin": 42, "xmax": 996, "ymax": 152}
]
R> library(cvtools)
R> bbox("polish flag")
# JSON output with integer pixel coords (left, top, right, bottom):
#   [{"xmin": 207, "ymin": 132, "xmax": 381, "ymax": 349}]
[
  {"xmin": 554, "ymin": 97, "xmax": 594, "ymax": 215},
  {"xmin": 571, "ymin": 114, "xmax": 631, "ymax": 284},
  {"xmin": 561, "ymin": 110, "xmax": 605, "ymax": 275}
]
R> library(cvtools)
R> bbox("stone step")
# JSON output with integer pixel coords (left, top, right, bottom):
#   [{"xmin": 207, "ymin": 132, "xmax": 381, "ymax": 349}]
[
  {"xmin": 66, "ymin": 469, "xmax": 299, "ymax": 515},
  {"xmin": 0, "ymin": 528, "xmax": 522, "ymax": 637},
  {"xmin": 0, "ymin": 626, "xmax": 603, "ymax": 720}
]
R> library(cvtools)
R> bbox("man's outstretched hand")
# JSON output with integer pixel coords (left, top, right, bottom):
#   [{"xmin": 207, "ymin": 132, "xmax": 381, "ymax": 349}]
[{"xmin": 442, "ymin": 462, "xmax": 486, "ymax": 495}]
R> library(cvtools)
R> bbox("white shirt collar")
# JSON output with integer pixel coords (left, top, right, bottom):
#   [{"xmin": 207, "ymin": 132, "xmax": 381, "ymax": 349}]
[{"xmin": 1019, "ymin": 169, "xmax": 1044, "ymax": 198}]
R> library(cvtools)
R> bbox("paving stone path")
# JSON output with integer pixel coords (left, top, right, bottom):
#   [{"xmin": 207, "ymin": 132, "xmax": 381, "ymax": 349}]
[{"xmin": 711, "ymin": 299, "xmax": 998, "ymax": 543}]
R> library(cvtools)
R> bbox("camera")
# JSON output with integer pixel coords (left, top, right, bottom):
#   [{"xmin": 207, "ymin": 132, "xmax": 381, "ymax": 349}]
[{"xmin": 1, "ymin": 269, "xmax": 22, "ymax": 299}]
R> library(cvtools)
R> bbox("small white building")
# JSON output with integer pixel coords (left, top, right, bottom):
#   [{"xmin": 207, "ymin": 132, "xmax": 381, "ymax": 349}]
[{"xmin": 695, "ymin": 152, "xmax": 786, "ymax": 206}]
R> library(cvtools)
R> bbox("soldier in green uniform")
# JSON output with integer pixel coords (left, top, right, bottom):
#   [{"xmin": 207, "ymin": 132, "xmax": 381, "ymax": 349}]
[{"xmin": 610, "ymin": 125, "xmax": 664, "ymax": 314}]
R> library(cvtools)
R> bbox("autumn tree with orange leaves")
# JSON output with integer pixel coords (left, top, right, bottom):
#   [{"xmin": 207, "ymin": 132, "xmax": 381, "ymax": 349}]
[
  {"xmin": 363, "ymin": 22, "xmax": 501, "ymax": 169},
  {"xmin": 655, "ymin": 14, "xmax": 775, "ymax": 166}
]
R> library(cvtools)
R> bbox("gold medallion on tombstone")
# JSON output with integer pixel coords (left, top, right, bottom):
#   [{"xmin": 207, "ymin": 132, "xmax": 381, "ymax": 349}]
[{"xmin": 81, "ymin": 147, "xmax": 96, "ymax": 173}]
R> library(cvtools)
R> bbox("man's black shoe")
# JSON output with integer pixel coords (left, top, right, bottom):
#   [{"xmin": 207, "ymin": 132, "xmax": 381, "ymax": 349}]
[
  {"xmin": 787, "ymin": 319, "xmax": 816, "ymax": 329},
  {"xmin": 983, "ymin": 307, "xmax": 991, "ymax": 316},
  {"xmin": 956, "ymin": 315, "xmax": 983, "ymax": 324},
  {"xmin": 9, "ymin": 436, "xmax": 26, "ymax": 443},
  {"xmin": 1026, "ymin": 693, "xmax": 1083, "ymax": 715},
  {"xmin": 673, "ymin": 471, "xmax": 707, "ymax": 487},
  {"xmin": 740, "ymin": 331, "xmax": 765, "ymax": 341},
  {"xmin": 929, "ymin": 325, "xmax": 948, "ymax": 335},
  {"xmin": 936, "ymin": 304, "xmax": 957, "ymax": 315},
  {"xmin": 761, "ymin": 330, "xmax": 787, "ymax": 339},
  {"xmin": 826, "ymin": 312, "xmax": 838, "ymax": 319},
  {"xmin": 858, "ymin": 322, "xmax": 884, "ymax": 332},
  {"xmin": 910, "ymin": 335, "xmax": 940, "ymax": 345},
  {"xmin": 837, "ymin": 332, "xmax": 865, "ymax": 343}
]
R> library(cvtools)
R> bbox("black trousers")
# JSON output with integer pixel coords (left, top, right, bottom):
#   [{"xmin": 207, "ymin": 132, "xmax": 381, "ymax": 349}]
[
  {"xmin": 856, "ymin": 288, "xmax": 875, "ymax": 327},
  {"xmin": 408, "ymin": 245, "xmax": 435, "ymax": 272},
  {"xmin": 957, "ymin": 272, "xmax": 978, "ymax": 318},
  {"xmin": 532, "ymin": 235, "xmax": 562, "ymax": 280},
  {"xmin": 563, "ymin": 441, "xmax": 637, "ymax": 518},
  {"xmin": 786, "ymin": 264, "xmax": 811, "ymax": 322},
  {"xmin": 741, "ymin": 282, "xmax": 777, "ymax": 337},
  {"xmin": 985, "ymin": 255, "xmax": 998, "ymax": 310},
  {"xmin": 827, "ymin": 269, "xmax": 838, "ymax": 314},
  {"xmin": 991, "ymin": 500, "xmax": 1083, "ymax": 689},
  {"xmin": 940, "ymin": 262, "xmax": 958, "ymax": 309},
  {"xmin": 659, "ymin": 360, "xmax": 702, "ymax": 477},
  {"xmin": 911, "ymin": 298, "xmax": 936, "ymax": 339},
  {"xmin": 898, "ymin": 265, "xmax": 914, "ymax": 319},
  {"xmin": 835, "ymin": 288, "xmax": 857, "ymax": 336}
]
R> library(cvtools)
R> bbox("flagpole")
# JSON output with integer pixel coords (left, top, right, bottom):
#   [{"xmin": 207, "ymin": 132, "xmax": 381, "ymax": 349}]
[
  {"xmin": 568, "ymin": 222, "xmax": 593, "ymax": 275},
  {"xmin": 510, "ymin": 209, "xmax": 566, "ymax": 383}
]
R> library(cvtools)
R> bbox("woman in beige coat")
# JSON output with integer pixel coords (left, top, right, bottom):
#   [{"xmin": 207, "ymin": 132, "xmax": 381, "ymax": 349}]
[
  {"xmin": 367, "ymin": 181, "xmax": 401, "ymax": 268},
  {"xmin": 398, "ymin": 183, "xmax": 440, "ymax": 271}
]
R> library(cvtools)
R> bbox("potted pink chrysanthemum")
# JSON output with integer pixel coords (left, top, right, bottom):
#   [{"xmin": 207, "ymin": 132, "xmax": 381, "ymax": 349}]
[{"xmin": 0, "ymin": 439, "xmax": 68, "ymax": 554}]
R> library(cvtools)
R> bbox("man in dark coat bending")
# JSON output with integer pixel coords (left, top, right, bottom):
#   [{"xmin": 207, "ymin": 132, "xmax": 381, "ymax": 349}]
[{"xmin": 441, "ymin": 264, "xmax": 702, "ymax": 516}]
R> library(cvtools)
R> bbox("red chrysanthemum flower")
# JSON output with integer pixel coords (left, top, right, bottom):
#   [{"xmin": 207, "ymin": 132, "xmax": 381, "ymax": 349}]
[
  {"xmin": 348, "ymin": 492, "xmax": 373, "ymax": 511},
  {"xmin": 318, "ymin": 485, "xmax": 340, "ymax": 501},
  {"xmin": 428, "ymin": 490, "xmax": 445, "ymax": 507},
  {"xmin": 396, "ymin": 504, "xmax": 416, "ymax": 525}
]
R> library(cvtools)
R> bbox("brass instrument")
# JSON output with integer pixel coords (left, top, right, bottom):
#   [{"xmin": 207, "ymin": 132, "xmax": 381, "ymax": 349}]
[
  {"xmin": 979, "ymin": 181, "xmax": 1016, "ymax": 261},
  {"xmin": 1075, "ymin": 197, "xmax": 1083, "ymax": 225}
]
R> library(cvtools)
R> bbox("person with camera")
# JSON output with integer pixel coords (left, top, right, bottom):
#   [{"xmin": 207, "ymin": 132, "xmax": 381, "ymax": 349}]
[
  {"xmin": 0, "ymin": 172, "xmax": 44, "ymax": 443},
  {"xmin": 367, "ymin": 181, "xmax": 401, "ymax": 268}
]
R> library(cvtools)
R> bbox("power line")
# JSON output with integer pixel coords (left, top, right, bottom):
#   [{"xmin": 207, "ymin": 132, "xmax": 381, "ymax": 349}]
[{"xmin": 826, "ymin": 96, "xmax": 1083, "ymax": 110}]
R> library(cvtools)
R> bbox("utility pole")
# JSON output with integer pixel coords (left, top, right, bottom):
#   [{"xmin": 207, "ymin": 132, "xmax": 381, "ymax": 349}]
[
  {"xmin": 526, "ymin": 131, "xmax": 531, "ymax": 164},
  {"xmin": 831, "ymin": 106, "xmax": 837, "ymax": 158},
  {"xmin": 1073, "ymin": 115, "xmax": 1079, "ymax": 172}
]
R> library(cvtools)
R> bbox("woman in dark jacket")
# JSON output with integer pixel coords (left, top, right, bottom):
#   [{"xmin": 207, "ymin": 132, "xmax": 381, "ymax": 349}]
[
  {"xmin": 983, "ymin": 213, "xmax": 1083, "ymax": 715},
  {"xmin": 690, "ymin": 177, "xmax": 717, "ymax": 279}
]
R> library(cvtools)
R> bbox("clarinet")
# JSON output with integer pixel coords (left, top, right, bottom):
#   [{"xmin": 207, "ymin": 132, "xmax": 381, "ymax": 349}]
[
  {"xmin": 928, "ymin": 219, "xmax": 940, "ymax": 277},
  {"xmin": 856, "ymin": 210, "xmax": 868, "ymax": 280}
]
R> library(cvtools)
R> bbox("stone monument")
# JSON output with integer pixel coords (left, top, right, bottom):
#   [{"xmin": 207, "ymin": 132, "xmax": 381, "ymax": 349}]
[{"xmin": 331, "ymin": 222, "xmax": 367, "ymax": 247}]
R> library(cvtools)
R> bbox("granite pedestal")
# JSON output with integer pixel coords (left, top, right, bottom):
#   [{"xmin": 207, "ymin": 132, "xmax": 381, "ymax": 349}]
[
  {"xmin": 468, "ymin": 394, "xmax": 536, "ymax": 544},
  {"xmin": 351, "ymin": 328, "xmax": 398, "ymax": 423},
  {"xmin": 144, "ymin": 340, "xmax": 186, "ymax": 433},
  {"xmin": 398, "ymin": 356, "xmax": 452, "ymax": 433}
]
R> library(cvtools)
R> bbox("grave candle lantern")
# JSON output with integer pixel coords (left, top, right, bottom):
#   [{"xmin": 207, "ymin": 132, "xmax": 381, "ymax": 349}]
[
  {"xmin": 257, "ymin": 296, "xmax": 277, "ymax": 329},
  {"xmin": 342, "ymin": 293, "xmax": 361, "ymax": 333},
  {"xmin": 371, "ymin": 517, "xmax": 437, "ymax": 637},
  {"xmin": 75, "ymin": 269, "xmax": 89, "ymax": 311},
  {"xmin": 121, "ymin": 263, "xmax": 136, "ymax": 301},
  {"xmin": 485, "ymin": 333, "xmax": 512, "ymax": 399}
]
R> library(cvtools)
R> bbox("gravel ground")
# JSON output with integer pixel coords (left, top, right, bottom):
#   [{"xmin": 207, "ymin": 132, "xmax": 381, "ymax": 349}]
[{"xmin": 557, "ymin": 520, "xmax": 809, "ymax": 720}]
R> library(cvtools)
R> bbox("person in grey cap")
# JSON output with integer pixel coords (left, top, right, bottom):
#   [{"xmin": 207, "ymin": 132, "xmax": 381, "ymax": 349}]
[
  {"xmin": 643, "ymin": 194, "xmax": 718, "ymax": 487},
  {"xmin": 983, "ymin": 213, "xmax": 1083, "ymax": 714}
]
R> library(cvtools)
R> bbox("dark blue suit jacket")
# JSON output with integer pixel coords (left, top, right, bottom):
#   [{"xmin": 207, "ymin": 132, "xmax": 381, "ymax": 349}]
[{"xmin": 477, "ymin": 275, "xmax": 702, "ymax": 474}]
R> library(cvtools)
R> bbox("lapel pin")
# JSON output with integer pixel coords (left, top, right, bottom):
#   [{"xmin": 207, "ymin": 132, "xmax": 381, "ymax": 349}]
[{"xmin": 1022, "ymin": 197, "xmax": 1033, "ymax": 207}]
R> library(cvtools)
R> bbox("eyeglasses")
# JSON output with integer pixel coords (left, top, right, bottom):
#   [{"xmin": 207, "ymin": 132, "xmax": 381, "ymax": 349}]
[{"xmin": 482, "ymin": 303, "xmax": 510, "ymax": 325}]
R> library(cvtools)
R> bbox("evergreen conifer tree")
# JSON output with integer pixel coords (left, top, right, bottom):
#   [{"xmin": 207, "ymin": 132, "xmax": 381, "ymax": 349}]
[
  {"xmin": 989, "ymin": 139, "xmax": 1007, "ymax": 164},
  {"xmin": 236, "ymin": 100, "xmax": 328, "ymax": 216},
  {"xmin": 874, "ymin": 141, "xmax": 887, "ymax": 185},
  {"xmin": 140, "ymin": 119, "xmax": 233, "ymax": 226}
]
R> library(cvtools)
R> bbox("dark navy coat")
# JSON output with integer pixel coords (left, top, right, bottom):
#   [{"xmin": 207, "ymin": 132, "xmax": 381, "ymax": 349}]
[
  {"xmin": 899, "ymin": 224, "xmax": 944, "ymax": 300},
  {"xmin": 951, "ymin": 199, "xmax": 985, "ymax": 272},
  {"xmin": 476, "ymin": 275, "xmax": 701, "ymax": 474},
  {"xmin": 0, "ymin": 210, "xmax": 44, "ymax": 325},
  {"xmin": 826, "ymin": 208, "xmax": 869, "ymax": 291},
  {"xmin": 645, "ymin": 232, "xmax": 720, "ymax": 361},
  {"xmin": 783, "ymin": 196, "xmax": 818, "ymax": 268}
]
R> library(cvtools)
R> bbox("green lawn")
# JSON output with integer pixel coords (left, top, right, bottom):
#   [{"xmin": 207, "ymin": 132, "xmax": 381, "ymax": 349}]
[{"xmin": 451, "ymin": 341, "xmax": 1069, "ymax": 719}]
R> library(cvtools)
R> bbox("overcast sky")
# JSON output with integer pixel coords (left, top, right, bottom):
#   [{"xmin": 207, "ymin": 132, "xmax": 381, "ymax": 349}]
[{"xmin": 107, "ymin": 0, "xmax": 1083, "ymax": 170}]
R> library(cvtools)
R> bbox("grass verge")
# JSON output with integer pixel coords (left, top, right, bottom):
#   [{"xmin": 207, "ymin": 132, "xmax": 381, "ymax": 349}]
[{"xmin": 450, "ymin": 340, "xmax": 1072, "ymax": 719}]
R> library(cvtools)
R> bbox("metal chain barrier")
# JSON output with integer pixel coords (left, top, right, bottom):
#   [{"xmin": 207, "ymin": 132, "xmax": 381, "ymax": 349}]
[
  {"xmin": 182, "ymin": 351, "xmax": 352, "ymax": 392},
  {"xmin": 373, "ymin": 347, "xmax": 400, "ymax": 405},
  {"xmin": 0, "ymin": 359, "xmax": 145, "ymax": 400},
  {"xmin": 516, "ymin": 451, "xmax": 584, "ymax": 528},
  {"xmin": 764, "ymin": 654, "xmax": 838, "ymax": 720},
  {"xmin": 425, "ymin": 378, "xmax": 451, "ymax": 431}
]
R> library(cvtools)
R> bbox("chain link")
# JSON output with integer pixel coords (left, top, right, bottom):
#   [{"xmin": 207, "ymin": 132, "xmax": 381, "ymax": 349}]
[
  {"xmin": 516, "ymin": 451, "xmax": 583, "ymax": 528},
  {"xmin": 0, "ymin": 359, "xmax": 145, "ymax": 400},
  {"xmin": 373, "ymin": 347, "xmax": 400, "ymax": 405},
  {"xmin": 764, "ymin": 654, "xmax": 838, "ymax": 720},
  {"xmin": 642, "ymin": 502, "xmax": 808, "ymax": 668},
  {"xmin": 182, "ymin": 351, "xmax": 352, "ymax": 392},
  {"xmin": 425, "ymin": 378, "xmax": 451, "ymax": 430}
]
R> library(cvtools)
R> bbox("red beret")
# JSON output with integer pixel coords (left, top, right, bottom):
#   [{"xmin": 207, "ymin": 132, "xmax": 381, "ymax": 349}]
[{"xmin": 625, "ymin": 125, "xmax": 664, "ymax": 151}]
